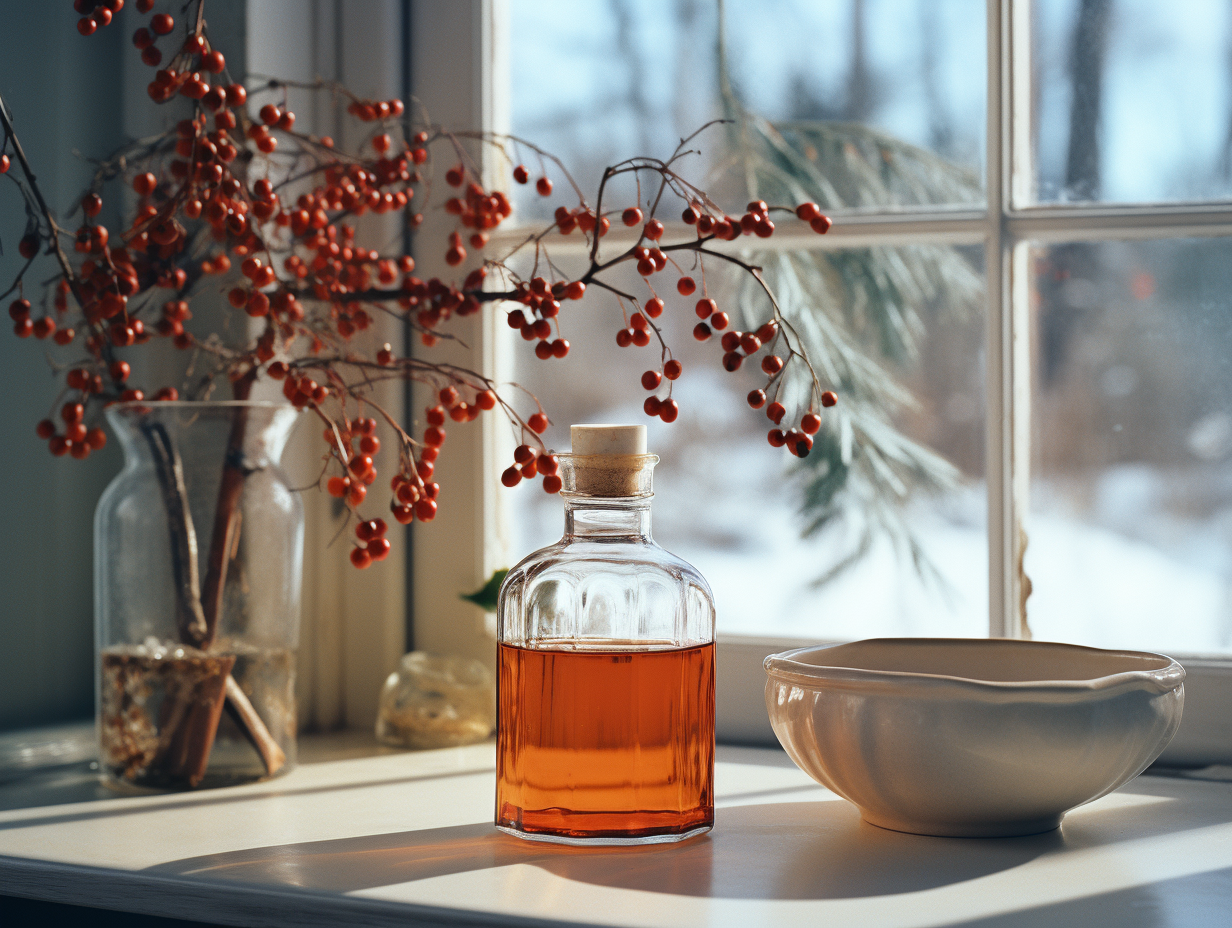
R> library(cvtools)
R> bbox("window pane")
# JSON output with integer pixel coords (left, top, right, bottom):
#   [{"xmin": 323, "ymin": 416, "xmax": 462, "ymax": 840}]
[
  {"xmin": 505, "ymin": 245, "xmax": 988, "ymax": 639},
  {"xmin": 1030, "ymin": 0, "xmax": 1232, "ymax": 204},
  {"xmin": 508, "ymin": 0, "xmax": 986, "ymax": 217},
  {"xmin": 1027, "ymin": 238, "xmax": 1232, "ymax": 654}
]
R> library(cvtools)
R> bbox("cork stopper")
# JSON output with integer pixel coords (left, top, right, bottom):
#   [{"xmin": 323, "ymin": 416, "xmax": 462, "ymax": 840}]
[
  {"xmin": 560, "ymin": 424, "xmax": 656, "ymax": 498},
  {"xmin": 570, "ymin": 424, "xmax": 647, "ymax": 455}
]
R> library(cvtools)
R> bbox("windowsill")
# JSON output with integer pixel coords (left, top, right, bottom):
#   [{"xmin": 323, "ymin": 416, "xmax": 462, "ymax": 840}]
[{"xmin": 1, "ymin": 733, "xmax": 1230, "ymax": 927}]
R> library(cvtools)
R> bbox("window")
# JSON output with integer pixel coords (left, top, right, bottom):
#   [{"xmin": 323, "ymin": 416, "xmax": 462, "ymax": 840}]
[{"xmin": 409, "ymin": 0, "xmax": 1232, "ymax": 762}]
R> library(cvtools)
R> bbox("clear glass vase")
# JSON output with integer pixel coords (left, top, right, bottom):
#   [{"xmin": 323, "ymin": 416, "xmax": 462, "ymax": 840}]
[
  {"xmin": 496, "ymin": 426, "xmax": 716, "ymax": 845},
  {"xmin": 95, "ymin": 401, "xmax": 302, "ymax": 790}
]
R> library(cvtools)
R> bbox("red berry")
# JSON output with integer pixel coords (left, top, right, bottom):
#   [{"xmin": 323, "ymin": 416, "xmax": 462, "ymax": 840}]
[
  {"xmin": 802, "ymin": 413, "xmax": 822, "ymax": 434},
  {"xmin": 710, "ymin": 312, "xmax": 729, "ymax": 330},
  {"xmin": 622, "ymin": 207, "xmax": 643, "ymax": 226},
  {"xmin": 663, "ymin": 359, "xmax": 682, "ymax": 380},
  {"xmin": 543, "ymin": 474, "xmax": 563, "ymax": 494},
  {"xmin": 514, "ymin": 444, "xmax": 535, "ymax": 465},
  {"xmin": 78, "ymin": 17, "xmax": 97, "ymax": 36},
  {"xmin": 0, "ymin": 154, "xmax": 8, "ymax": 173},
  {"xmin": 36, "ymin": 419, "xmax": 56, "ymax": 439},
  {"xmin": 327, "ymin": 476, "xmax": 350, "ymax": 497},
  {"xmin": 762, "ymin": 355, "xmax": 784, "ymax": 375},
  {"xmin": 810, "ymin": 215, "xmax": 833, "ymax": 234},
  {"xmin": 682, "ymin": 205, "xmax": 700, "ymax": 224},
  {"xmin": 721, "ymin": 331, "xmax": 741, "ymax": 353},
  {"xmin": 766, "ymin": 402, "xmax": 786, "ymax": 425},
  {"xmin": 536, "ymin": 176, "xmax": 553, "ymax": 196},
  {"xmin": 757, "ymin": 321, "xmax": 779, "ymax": 342},
  {"xmin": 722, "ymin": 351, "xmax": 743, "ymax": 372},
  {"xmin": 537, "ymin": 454, "xmax": 559, "ymax": 476},
  {"xmin": 676, "ymin": 276, "xmax": 696, "ymax": 296},
  {"xmin": 551, "ymin": 338, "xmax": 570, "ymax": 358},
  {"xmin": 415, "ymin": 499, "xmax": 438, "ymax": 521},
  {"xmin": 787, "ymin": 430, "xmax": 813, "ymax": 457},
  {"xmin": 821, "ymin": 390, "xmax": 838, "ymax": 407},
  {"xmin": 693, "ymin": 322, "xmax": 711, "ymax": 341},
  {"xmin": 476, "ymin": 390, "xmax": 497, "ymax": 410},
  {"xmin": 695, "ymin": 298, "xmax": 716, "ymax": 319},
  {"xmin": 501, "ymin": 465, "xmax": 522, "ymax": 487},
  {"xmin": 350, "ymin": 548, "xmax": 372, "ymax": 569},
  {"xmin": 426, "ymin": 405, "xmax": 446, "ymax": 426},
  {"xmin": 259, "ymin": 103, "xmax": 282, "ymax": 126},
  {"xmin": 740, "ymin": 334, "xmax": 762, "ymax": 354},
  {"xmin": 796, "ymin": 202, "xmax": 821, "ymax": 221},
  {"xmin": 528, "ymin": 412, "xmax": 548, "ymax": 433},
  {"xmin": 644, "ymin": 219, "xmax": 664, "ymax": 241},
  {"xmin": 767, "ymin": 429, "xmax": 786, "ymax": 447},
  {"xmin": 9, "ymin": 299, "xmax": 31, "ymax": 321},
  {"xmin": 641, "ymin": 370, "xmax": 661, "ymax": 390},
  {"xmin": 133, "ymin": 172, "xmax": 157, "ymax": 196},
  {"xmin": 82, "ymin": 193, "xmax": 102, "ymax": 217},
  {"xmin": 644, "ymin": 297, "xmax": 664, "ymax": 318},
  {"xmin": 616, "ymin": 328, "xmax": 634, "ymax": 348},
  {"xmin": 512, "ymin": 165, "xmax": 529, "ymax": 184},
  {"xmin": 367, "ymin": 538, "xmax": 392, "ymax": 561},
  {"xmin": 643, "ymin": 395, "xmax": 662, "ymax": 417},
  {"xmin": 658, "ymin": 399, "xmax": 679, "ymax": 423},
  {"xmin": 86, "ymin": 427, "xmax": 107, "ymax": 450},
  {"xmin": 748, "ymin": 389, "xmax": 766, "ymax": 409},
  {"xmin": 18, "ymin": 234, "xmax": 38, "ymax": 259}
]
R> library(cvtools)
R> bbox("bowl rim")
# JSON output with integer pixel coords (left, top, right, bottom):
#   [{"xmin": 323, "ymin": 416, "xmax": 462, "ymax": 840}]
[{"xmin": 764, "ymin": 637, "xmax": 1186, "ymax": 697}]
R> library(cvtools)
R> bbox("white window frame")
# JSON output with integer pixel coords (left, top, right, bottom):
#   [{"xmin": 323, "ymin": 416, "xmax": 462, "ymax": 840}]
[{"xmin": 406, "ymin": 0, "xmax": 1232, "ymax": 762}]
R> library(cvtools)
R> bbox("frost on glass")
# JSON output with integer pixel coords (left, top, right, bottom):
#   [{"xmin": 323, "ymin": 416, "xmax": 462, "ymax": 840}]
[
  {"xmin": 1027, "ymin": 238, "xmax": 1232, "ymax": 653},
  {"xmin": 509, "ymin": 0, "xmax": 986, "ymax": 216},
  {"xmin": 1031, "ymin": 0, "xmax": 1232, "ymax": 204}
]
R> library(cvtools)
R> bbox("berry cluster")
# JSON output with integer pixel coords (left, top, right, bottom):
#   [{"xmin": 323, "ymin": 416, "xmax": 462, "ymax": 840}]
[
  {"xmin": 504, "ymin": 275, "xmax": 585, "ymax": 361},
  {"xmin": 74, "ymin": 0, "xmax": 127, "ymax": 36},
  {"xmin": 349, "ymin": 518, "xmax": 390, "ymax": 569},
  {"xmin": 501, "ymin": 443, "xmax": 561, "ymax": 494},
  {"xmin": 3, "ymin": 3, "xmax": 842, "ymax": 570}
]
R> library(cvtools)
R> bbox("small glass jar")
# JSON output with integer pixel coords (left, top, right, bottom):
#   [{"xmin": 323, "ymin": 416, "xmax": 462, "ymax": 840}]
[
  {"xmin": 95, "ymin": 401, "xmax": 302, "ymax": 790},
  {"xmin": 496, "ymin": 424, "xmax": 716, "ymax": 845}
]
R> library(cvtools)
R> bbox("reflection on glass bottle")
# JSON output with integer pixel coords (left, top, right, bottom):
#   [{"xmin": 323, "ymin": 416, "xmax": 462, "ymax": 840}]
[{"xmin": 496, "ymin": 425, "xmax": 716, "ymax": 844}]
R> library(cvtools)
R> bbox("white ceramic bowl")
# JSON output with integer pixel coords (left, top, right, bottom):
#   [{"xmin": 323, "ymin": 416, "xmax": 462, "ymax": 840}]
[{"xmin": 764, "ymin": 638, "xmax": 1185, "ymax": 837}]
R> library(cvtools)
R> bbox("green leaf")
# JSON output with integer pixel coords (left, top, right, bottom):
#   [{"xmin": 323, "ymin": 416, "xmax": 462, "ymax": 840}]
[{"xmin": 459, "ymin": 569, "xmax": 509, "ymax": 613}]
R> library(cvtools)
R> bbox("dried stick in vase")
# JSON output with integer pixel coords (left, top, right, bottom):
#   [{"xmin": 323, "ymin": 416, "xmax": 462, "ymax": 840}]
[
  {"xmin": 142, "ymin": 422, "xmax": 208, "ymax": 647},
  {"xmin": 140, "ymin": 418, "xmax": 285, "ymax": 780}
]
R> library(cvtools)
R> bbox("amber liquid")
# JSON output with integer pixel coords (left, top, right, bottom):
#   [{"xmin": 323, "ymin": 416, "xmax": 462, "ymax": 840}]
[{"xmin": 496, "ymin": 640, "xmax": 715, "ymax": 842}]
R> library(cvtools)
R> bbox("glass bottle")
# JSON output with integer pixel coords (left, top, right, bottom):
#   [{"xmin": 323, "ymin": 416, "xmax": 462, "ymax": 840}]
[
  {"xmin": 95, "ymin": 401, "xmax": 302, "ymax": 790},
  {"xmin": 496, "ymin": 424, "xmax": 716, "ymax": 844}
]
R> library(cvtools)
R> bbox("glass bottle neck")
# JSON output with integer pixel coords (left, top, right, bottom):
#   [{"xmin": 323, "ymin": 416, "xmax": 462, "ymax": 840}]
[{"xmin": 564, "ymin": 499, "xmax": 652, "ymax": 541}]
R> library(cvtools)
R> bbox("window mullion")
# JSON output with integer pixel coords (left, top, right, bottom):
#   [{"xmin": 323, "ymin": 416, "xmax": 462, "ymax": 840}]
[{"xmin": 986, "ymin": 0, "xmax": 1029, "ymax": 639}]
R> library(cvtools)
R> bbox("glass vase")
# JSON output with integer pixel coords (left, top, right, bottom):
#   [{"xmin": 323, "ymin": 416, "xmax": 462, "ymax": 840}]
[
  {"xmin": 496, "ymin": 425, "xmax": 716, "ymax": 845},
  {"xmin": 95, "ymin": 401, "xmax": 302, "ymax": 790}
]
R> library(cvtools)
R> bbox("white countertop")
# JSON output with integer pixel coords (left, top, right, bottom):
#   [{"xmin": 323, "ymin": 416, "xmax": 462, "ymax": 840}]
[{"xmin": 1, "ymin": 734, "xmax": 1230, "ymax": 927}]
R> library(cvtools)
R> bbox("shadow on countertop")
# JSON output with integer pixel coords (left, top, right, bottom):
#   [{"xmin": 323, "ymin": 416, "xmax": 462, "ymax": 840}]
[{"xmin": 148, "ymin": 799, "xmax": 1064, "ymax": 901}]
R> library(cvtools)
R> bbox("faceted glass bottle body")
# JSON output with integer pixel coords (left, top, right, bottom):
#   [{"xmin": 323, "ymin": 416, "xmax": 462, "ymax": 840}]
[{"xmin": 496, "ymin": 454, "xmax": 716, "ymax": 844}]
